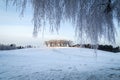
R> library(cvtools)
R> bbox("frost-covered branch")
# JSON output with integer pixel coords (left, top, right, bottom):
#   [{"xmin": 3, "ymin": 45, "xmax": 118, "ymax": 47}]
[{"xmin": 6, "ymin": 0, "xmax": 120, "ymax": 46}]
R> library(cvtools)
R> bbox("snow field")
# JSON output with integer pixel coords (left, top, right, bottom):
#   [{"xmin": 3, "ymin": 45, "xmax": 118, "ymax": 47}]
[{"xmin": 0, "ymin": 47, "xmax": 120, "ymax": 80}]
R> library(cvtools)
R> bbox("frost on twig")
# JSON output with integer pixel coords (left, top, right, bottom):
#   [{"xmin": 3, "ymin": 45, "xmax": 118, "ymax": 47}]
[{"xmin": 6, "ymin": 0, "xmax": 120, "ymax": 48}]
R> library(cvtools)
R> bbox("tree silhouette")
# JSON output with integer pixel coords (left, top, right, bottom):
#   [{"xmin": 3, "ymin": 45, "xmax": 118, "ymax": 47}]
[{"xmin": 6, "ymin": 0, "xmax": 120, "ymax": 47}]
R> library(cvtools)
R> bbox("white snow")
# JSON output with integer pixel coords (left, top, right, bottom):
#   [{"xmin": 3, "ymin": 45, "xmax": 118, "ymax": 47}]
[{"xmin": 0, "ymin": 47, "xmax": 120, "ymax": 80}]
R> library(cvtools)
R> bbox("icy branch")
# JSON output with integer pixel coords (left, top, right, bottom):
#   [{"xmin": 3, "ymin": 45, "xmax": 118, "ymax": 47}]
[{"xmin": 6, "ymin": 0, "xmax": 120, "ymax": 46}]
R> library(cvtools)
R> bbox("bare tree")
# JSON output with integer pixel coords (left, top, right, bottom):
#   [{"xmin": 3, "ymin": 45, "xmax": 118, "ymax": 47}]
[{"xmin": 6, "ymin": 0, "xmax": 120, "ymax": 47}]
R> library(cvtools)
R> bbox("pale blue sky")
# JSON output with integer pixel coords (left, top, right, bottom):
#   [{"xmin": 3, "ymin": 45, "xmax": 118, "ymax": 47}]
[
  {"xmin": 0, "ymin": 1, "xmax": 75, "ymax": 46},
  {"xmin": 0, "ymin": 1, "xmax": 120, "ymax": 46}
]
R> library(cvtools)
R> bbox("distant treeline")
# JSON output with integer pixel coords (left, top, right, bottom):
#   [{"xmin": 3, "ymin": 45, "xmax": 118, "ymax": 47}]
[
  {"xmin": 1, "ymin": 43, "xmax": 119, "ymax": 53},
  {"xmin": 98, "ymin": 45, "xmax": 120, "ymax": 53},
  {"xmin": 0, "ymin": 44, "xmax": 33, "ymax": 50},
  {"xmin": 72, "ymin": 44, "xmax": 120, "ymax": 53}
]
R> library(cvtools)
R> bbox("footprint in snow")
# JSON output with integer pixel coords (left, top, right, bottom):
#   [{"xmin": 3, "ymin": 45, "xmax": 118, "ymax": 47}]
[{"xmin": 50, "ymin": 69, "xmax": 62, "ymax": 72}]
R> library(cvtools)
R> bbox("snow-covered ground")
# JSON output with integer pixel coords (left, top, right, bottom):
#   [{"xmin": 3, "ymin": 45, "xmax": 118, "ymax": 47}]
[{"xmin": 0, "ymin": 47, "xmax": 120, "ymax": 80}]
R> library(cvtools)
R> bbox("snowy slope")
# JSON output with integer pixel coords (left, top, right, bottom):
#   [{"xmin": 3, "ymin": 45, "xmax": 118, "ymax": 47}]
[{"xmin": 0, "ymin": 47, "xmax": 120, "ymax": 80}]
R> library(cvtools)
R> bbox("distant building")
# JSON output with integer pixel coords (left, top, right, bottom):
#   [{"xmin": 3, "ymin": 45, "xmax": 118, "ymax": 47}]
[{"xmin": 45, "ymin": 40, "xmax": 72, "ymax": 47}]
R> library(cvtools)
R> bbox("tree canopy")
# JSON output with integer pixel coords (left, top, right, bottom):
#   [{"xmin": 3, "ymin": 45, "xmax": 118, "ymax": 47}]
[{"xmin": 6, "ymin": 0, "xmax": 120, "ymax": 46}]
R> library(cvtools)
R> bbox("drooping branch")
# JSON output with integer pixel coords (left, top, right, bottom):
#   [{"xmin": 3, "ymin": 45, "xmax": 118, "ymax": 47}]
[{"xmin": 5, "ymin": 0, "xmax": 120, "ymax": 45}]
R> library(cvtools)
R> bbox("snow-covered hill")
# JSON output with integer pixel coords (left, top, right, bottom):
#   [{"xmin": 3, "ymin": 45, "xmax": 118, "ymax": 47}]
[{"xmin": 0, "ymin": 48, "xmax": 120, "ymax": 80}]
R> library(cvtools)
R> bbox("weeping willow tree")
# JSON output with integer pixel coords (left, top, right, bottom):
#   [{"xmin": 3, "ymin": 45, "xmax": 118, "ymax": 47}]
[{"xmin": 6, "ymin": 0, "xmax": 120, "ymax": 47}]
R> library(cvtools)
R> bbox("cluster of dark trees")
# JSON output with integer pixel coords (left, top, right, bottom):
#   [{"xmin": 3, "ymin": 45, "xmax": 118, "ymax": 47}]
[
  {"xmin": 0, "ymin": 44, "xmax": 24, "ymax": 50},
  {"xmin": 0, "ymin": 44, "xmax": 33, "ymax": 50},
  {"xmin": 98, "ymin": 45, "xmax": 120, "ymax": 53},
  {"xmin": 72, "ymin": 44, "xmax": 120, "ymax": 53}
]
